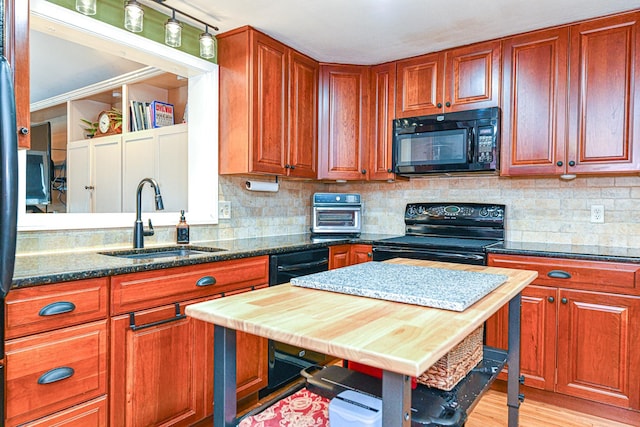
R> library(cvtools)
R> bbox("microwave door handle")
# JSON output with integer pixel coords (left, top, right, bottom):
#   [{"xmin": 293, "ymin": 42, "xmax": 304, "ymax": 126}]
[{"xmin": 468, "ymin": 127, "xmax": 475, "ymax": 163}]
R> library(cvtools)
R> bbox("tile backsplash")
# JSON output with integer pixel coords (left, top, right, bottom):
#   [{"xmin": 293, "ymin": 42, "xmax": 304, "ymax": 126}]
[{"xmin": 16, "ymin": 174, "xmax": 640, "ymax": 255}]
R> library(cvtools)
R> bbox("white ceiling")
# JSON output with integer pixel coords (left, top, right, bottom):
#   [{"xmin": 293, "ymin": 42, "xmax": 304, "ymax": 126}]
[
  {"xmin": 172, "ymin": 0, "xmax": 640, "ymax": 65},
  {"xmin": 31, "ymin": 0, "xmax": 640, "ymax": 103}
]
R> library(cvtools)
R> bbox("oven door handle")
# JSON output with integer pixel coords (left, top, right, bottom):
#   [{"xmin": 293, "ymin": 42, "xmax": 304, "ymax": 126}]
[
  {"xmin": 277, "ymin": 259, "xmax": 329, "ymax": 272},
  {"xmin": 372, "ymin": 246, "xmax": 485, "ymax": 263}
]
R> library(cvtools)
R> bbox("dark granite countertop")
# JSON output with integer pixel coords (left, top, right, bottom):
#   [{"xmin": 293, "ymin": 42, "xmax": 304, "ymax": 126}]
[
  {"xmin": 12, "ymin": 233, "xmax": 398, "ymax": 289},
  {"xmin": 15, "ymin": 233, "xmax": 640, "ymax": 289},
  {"xmin": 488, "ymin": 241, "xmax": 640, "ymax": 264}
]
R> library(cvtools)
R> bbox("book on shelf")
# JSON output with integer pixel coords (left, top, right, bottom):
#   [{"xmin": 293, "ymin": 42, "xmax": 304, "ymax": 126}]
[
  {"xmin": 151, "ymin": 101, "xmax": 174, "ymax": 127},
  {"xmin": 129, "ymin": 100, "xmax": 174, "ymax": 131}
]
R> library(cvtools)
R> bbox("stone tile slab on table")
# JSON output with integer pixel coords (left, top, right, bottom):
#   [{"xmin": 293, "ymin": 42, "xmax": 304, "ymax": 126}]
[{"xmin": 290, "ymin": 261, "xmax": 508, "ymax": 311}]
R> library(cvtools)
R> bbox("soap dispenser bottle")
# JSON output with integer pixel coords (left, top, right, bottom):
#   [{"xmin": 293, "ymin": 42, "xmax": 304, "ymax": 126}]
[{"xmin": 176, "ymin": 210, "xmax": 190, "ymax": 244}]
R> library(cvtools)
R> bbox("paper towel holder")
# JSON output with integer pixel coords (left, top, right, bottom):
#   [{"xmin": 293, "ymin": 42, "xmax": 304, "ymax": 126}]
[{"xmin": 245, "ymin": 176, "xmax": 279, "ymax": 192}]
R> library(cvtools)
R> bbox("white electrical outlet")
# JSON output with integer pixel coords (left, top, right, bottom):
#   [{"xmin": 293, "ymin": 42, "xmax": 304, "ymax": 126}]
[
  {"xmin": 219, "ymin": 201, "xmax": 231, "ymax": 219},
  {"xmin": 590, "ymin": 205, "xmax": 604, "ymax": 223}
]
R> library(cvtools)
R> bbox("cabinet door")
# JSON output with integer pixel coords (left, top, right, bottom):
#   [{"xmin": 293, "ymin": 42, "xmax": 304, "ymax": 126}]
[
  {"xmin": 567, "ymin": 12, "xmax": 640, "ymax": 174},
  {"xmin": 110, "ymin": 301, "xmax": 208, "ymax": 427},
  {"xmin": 500, "ymin": 28, "xmax": 569, "ymax": 176},
  {"xmin": 318, "ymin": 64, "xmax": 369, "ymax": 180},
  {"xmin": 444, "ymin": 40, "xmax": 501, "ymax": 112},
  {"xmin": 66, "ymin": 140, "xmax": 91, "ymax": 213},
  {"xmin": 556, "ymin": 289, "xmax": 640, "ymax": 409},
  {"xmin": 369, "ymin": 63, "xmax": 396, "ymax": 181},
  {"xmin": 350, "ymin": 244, "xmax": 373, "ymax": 265},
  {"xmin": 329, "ymin": 244, "xmax": 351, "ymax": 269},
  {"xmin": 251, "ymin": 32, "xmax": 288, "ymax": 174},
  {"xmin": 396, "ymin": 52, "xmax": 444, "ymax": 118},
  {"xmin": 92, "ymin": 136, "xmax": 122, "ymax": 213},
  {"xmin": 4, "ymin": 0, "xmax": 30, "ymax": 148},
  {"xmin": 483, "ymin": 285, "xmax": 557, "ymax": 390},
  {"xmin": 287, "ymin": 50, "xmax": 318, "ymax": 178}
]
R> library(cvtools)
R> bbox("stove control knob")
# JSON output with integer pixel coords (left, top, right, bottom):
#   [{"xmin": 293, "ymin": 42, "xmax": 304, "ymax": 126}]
[
  {"xmin": 417, "ymin": 206, "xmax": 426, "ymax": 215},
  {"xmin": 479, "ymin": 207, "xmax": 489, "ymax": 217},
  {"xmin": 407, "ymin": 206, "xmax": 418, "ymax": 217}
]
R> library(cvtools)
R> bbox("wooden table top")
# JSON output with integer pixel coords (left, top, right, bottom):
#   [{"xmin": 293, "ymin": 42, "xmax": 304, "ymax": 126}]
[{"xmin": 185, "ymin": 259, "xmax": 537, "ymax": 377}]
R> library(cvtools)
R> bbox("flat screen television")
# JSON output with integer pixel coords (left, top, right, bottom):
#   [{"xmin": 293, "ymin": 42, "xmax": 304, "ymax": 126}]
[{"xmin": 26, "ymin": 122, "xmax": 52, "ymax": 206}]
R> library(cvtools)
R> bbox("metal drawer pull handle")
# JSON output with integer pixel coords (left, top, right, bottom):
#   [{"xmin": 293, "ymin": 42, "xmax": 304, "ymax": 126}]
[
  {"xmin": 39, "ymin": 301, "xmax": 76, "ymax": 316},
  {"xmin": 129, "ymin": 303, "xmax": 186, "ymax": 331},
  {"xmin": 38, "ymin": 367, "xmax": 75, "ymax": 384},
  {"xmin": 196, "ymin": 276, "xmax": 216, "ymax": 287},
  {"xmin": 547, "ymin": 270, "xmax": 571, "ymax": 279}
]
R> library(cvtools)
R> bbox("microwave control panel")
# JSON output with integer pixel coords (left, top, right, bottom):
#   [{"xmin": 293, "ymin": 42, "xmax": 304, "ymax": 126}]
[{"xmin": 477, "ymin": 126, "xmax": 495, "ymax": 163}]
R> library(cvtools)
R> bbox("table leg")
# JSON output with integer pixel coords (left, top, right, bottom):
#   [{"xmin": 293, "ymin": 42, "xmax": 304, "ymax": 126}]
[
  {"xmin": 507, "ymin": 293, "xmax": 522, "ymax": 427},
  {"xmin": 214, "ymin": 325, "xmax": 237, "ymax": 427},
  {"xmin": 382, "ymin": 370, "xmax": 412, "ymax": 426}
]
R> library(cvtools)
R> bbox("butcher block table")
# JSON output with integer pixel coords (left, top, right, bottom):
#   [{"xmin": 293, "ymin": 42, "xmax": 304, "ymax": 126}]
[{"xmin": 185, "ymin": 258, "xmax": 538, "ymax": 427}]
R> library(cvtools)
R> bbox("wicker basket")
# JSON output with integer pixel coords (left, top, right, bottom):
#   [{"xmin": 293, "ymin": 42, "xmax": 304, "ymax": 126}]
[{"xmin": 417, "ymin": 326, "xmax": 483, "ymax": 391}]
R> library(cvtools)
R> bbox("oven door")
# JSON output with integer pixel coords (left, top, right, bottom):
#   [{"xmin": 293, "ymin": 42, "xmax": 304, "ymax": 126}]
[
  {"xmin": 372, "ymin": 244, "xmax": 486, "ymax": 265},
  {"xmin": 311, "ymin": 206, "xmax": 361, "ymax": 234}
]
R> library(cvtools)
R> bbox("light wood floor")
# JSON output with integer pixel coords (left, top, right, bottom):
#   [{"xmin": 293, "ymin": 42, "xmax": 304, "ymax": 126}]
[{"xmin": 467, "ymin": 390, "xmax": 635, "ymax": 427}]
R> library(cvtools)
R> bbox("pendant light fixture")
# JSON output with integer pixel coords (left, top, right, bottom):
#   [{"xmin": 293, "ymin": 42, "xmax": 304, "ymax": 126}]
[
  {"xmin": 165, "ymin": 11, "xmax": 183, "ymax": 48},
  {"xmin": 73, "ymin": 0, "xmax": 220, "ymax": 59},
  {"xmin": 199, "ymin": 26, "xmax": 216, "ymax": 59},
  {"xmin": 124, "ymin": 0, "xmax": 144, "ymax": 33},
  {"xmin": 75, "ymin": 0, "xmax": 97, "ymax": 15}
]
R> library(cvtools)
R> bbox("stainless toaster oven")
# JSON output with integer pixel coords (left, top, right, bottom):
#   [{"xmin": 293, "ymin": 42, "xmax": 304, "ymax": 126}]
[{"xmin": 311, "ymin": 193, "xmax": 361, "ymax": 236}]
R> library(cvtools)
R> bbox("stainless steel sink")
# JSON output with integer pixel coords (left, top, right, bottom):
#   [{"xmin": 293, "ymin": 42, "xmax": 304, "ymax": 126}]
[{"xmin": 99, "ymin": 246, "xmax": 226, "ymax": 260}]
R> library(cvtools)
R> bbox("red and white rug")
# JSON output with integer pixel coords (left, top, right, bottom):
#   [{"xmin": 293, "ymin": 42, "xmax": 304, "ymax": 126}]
[{"xmin": 238, "ymin": 388, "xmax": 330, "ymax": 427}]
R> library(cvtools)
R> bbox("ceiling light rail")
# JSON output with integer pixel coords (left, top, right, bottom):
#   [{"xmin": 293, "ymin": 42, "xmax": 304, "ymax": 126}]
[{"xmin": 75, "ymin": 0, "xmax": 219, "ymax": 59}]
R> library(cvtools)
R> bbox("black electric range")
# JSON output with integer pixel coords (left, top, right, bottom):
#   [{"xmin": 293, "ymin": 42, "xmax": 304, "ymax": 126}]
[{"xmin": 372, "ymin": 203, "xmax": 505, "ymax": 265}]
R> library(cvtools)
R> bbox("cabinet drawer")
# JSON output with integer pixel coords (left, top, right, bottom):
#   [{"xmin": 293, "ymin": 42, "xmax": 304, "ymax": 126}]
[
  {"xmin": 5, "ymin": 320, "xmax": 108, "ymax": 426},
  {"xmin": 21, "ymin": 396, "xmax": 107, "ymax": 427},
  {"xmin": 5, "ymin": 278, "xmax": 108, "ymax": 339},
  {"xmin": 488, "ymin": 254, "xmax": 640, "ymax": 293},
  {"xmin": 111, "ymin": 256, "xmax": 269, "ymax": 314}
]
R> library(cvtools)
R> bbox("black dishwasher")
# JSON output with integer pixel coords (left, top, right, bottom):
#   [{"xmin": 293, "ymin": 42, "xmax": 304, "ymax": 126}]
[{"xmin": 260, "ymin": 247, "xmax": 332, "ymax": 397}]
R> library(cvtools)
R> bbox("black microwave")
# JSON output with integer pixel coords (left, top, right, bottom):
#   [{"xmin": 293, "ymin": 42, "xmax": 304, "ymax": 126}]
[{"xmin": 392, "ymin": 107, "xmax": 500, "ymax": 175}]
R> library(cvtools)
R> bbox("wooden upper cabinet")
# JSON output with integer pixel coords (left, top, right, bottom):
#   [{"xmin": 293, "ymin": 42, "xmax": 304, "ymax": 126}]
[
  {"xmin": 288, "ymin": 50, "xmax": 319, "ymax": 178},
  {"xmin": 500, "ymin": 27, "xmax": 569, "ymax": 176},
  {"xmin": 502, "ymin": 11, "xmax": 640, "ymax": 177},
  {"xmin": 318, "ymin": 64, "xmax": 370, "ymax": 180},
  {"xmin": 395, "ymin": 40, "xmax": 500, "ymax": 118},
  {"xmin": 218, "ymin": 26, "xmax": 318, "ymax": 177},
  {"xmin": 567, "ymin": 11, "xmax": 640, "ymax": 175},
  {"xmin": 369, "ymin": 62, "xmax": 396, "ymax": 180},
  {"xmin": 5, "ymin": 0, "xmax": 30, "ymax": 149},
  {"xmin": 252, "ymin": 32, "xmax": 288, "ymax": 174},
  {"xmin": 445, "ymin": 40, "xmax": 501, "ymax": 112},
  {"xmin": 396, "ymin": 52, "xmax": 443, "ymax": 118}
]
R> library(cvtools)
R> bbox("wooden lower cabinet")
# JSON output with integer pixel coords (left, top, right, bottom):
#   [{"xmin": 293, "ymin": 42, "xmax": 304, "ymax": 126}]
[
  {"xmin": 5, "ymin": 320, "xmax": 108, "ymax": 426},
  {"xmin": 110, "ymin": 300, "xmax": 208, "ymax": 427},
  {"xmin": 486, "ymin": 254, "xmax": 640, "ymax": 410},
  {"xmin": 329, "ymin": 244, "xmax": 373, "ymax": 269},
  {"xmin": 109, "ymin": 257, "xmax": 270, "ymax": 426},
  {"xmin": 21, "ymin": 396, "xmax": 108, "ymax": 427}
]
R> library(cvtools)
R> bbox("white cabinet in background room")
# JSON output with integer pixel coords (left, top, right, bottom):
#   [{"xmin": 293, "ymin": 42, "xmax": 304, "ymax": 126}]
[
  {"xmin": 66, "ymin": 135, "xmax": 122, "ymax": 213},
  {"xmin": 122, "ymin": 124, "xmax": 188, "ymax": 213}
]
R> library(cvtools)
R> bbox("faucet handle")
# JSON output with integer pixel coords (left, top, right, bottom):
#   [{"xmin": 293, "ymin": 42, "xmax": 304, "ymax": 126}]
[{"xmin": 144, "ymin": 219, "xmax": 155, "ymax": 237}]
